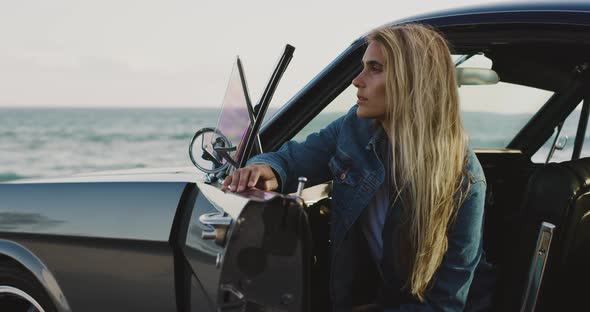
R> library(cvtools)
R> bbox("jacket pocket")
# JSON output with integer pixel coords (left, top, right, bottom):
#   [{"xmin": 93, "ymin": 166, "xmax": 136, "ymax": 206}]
[{"xmin": 328, "ymin": 148, "xmax": 363, "ymax": 186}]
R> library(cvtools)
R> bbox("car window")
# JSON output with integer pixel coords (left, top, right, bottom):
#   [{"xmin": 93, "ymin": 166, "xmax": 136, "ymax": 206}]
[
  {"xmin": 292, "ymin": 85, "xmax": 356, "ymax": 142},
  {"xmin": 456, "ymin": 54, "xmax": 554, "ymax": 149},
  {"xmin": 531, "ymin": 100, "xmax": 586, "ymax": 163},
  {"xmin": 291, "ymin": 54, "xmax": 555, "ymax": 147}
]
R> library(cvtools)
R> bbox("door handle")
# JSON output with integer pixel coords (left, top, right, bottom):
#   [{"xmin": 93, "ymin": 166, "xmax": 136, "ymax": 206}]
[{"xmin": 199, "ymin": 212, "xmax": 232, "ymax": 246}]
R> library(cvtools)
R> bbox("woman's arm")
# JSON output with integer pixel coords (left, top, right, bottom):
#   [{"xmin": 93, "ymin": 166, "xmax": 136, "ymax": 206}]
[
  {"xmin": 224, "ymin": 109, "xmax": 355, "ymax": 193},
  {"xmin": 245, "ymin": 113, "xmax": 347, "ymax": 193}
]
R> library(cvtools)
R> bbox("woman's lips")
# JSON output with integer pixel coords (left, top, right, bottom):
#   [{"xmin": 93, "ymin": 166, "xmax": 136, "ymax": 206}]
[{"xmin": 357, "ymin": 95, "xmax": 368, "ymax": 104}]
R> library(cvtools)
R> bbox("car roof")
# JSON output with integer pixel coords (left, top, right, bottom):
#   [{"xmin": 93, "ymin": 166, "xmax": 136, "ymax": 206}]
[
  {"xmin": 360, "ymin": 1, "xmax": 590, "ymax": 92},
  {"xmin": 394, "ymin": 1, "xmax": 590, "ymax": 27}
]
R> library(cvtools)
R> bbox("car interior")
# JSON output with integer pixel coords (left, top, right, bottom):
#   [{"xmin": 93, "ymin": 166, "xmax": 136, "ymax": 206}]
[
  {"xmin": 450, "ymin": 25, "xmax": 590, "ymax": 312},
  {"xmin": 282, "ymin": 24, "xmax": 590, "ymax": 311}
]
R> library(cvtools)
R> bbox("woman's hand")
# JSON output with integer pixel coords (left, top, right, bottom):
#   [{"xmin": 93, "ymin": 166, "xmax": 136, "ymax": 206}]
[{"xmin": 221, "ymin": 164, "xmax": 279, "ymax": 193}]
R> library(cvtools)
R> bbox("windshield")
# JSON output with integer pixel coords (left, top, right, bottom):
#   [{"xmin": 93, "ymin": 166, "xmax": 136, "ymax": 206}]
[{"xmin": 214, "ymin": 57, "xmax": 253, "ymax": 165}]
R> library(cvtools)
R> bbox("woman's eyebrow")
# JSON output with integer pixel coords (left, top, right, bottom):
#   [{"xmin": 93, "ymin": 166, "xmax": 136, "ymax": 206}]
[{"xmin": 363, "ymin": 60, "xmax": 384, "ymax": 67}]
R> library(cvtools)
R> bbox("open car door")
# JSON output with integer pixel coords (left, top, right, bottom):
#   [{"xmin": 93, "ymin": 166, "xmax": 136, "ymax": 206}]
[
  {"xmin": 183, "ymin": 45, "xmax": 311, "ymax": 311},
  {"xmin": 179, "ymin": 182, "xmax": 311, "ymax": 312},
  {"xmin": 216, "ymin": 191, "xmax": 311, "ymax": 311}
]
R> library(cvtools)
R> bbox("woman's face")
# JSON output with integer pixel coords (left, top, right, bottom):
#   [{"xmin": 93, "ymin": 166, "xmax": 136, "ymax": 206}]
[{"xmin": 352, "ymin": 41, "xmax": 387, "ymax": 120}]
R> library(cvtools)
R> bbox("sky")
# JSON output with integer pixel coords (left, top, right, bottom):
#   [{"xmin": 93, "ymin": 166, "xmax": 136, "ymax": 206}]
[{"xmin": 0, "ymin": 0, "xmax": 533, "ymax": 109}]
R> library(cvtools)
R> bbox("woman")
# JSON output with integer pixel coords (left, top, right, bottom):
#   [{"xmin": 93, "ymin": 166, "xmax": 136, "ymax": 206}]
[{"xmin": 222, "ymin": 24, "xmax": 493, "ymax": 311}]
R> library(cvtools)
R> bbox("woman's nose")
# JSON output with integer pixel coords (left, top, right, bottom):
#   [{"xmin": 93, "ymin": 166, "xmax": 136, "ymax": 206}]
[{"xmin": 352, "ymin": 72, "xmax": 364, "ymax": 88}]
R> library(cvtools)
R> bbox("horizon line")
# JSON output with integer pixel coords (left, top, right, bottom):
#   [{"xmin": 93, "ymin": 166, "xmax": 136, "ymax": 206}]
[{"xmin": 0, "ymin": 105, "xmax": 224, "ymax": 109}]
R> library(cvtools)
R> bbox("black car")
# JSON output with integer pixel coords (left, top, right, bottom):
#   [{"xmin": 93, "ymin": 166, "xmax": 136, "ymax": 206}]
[{"xmin": 2, "ymin": 2, "xmax": 590, "ymax": 311}]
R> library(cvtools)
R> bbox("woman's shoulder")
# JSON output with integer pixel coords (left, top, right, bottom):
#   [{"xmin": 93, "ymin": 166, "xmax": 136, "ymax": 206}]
[
  {"xmin": 465, "ymin": 148, "xmax": 486, "ymax": 185},
  {"xmin": 456, "ymin": 149, "xmax": 486, "ymax": 213},
  {"xmin": 452, "ymin": 149, "xmax": 487, "ymax": 235}
]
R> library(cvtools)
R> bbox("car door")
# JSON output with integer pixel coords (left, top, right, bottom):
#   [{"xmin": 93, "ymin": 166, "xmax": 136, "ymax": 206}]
[{"xmin": 181, "ymin": 181, "xmax": 311, "ymax": 312}]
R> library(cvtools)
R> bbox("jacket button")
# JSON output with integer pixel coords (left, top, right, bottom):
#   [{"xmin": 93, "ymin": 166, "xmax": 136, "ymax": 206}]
[{"xmin": 340, "ymin": 173, "xmax": 346, "ymax": 180}]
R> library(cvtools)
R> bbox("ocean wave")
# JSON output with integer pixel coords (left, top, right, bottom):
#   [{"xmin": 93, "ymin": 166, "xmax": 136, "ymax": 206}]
[
  {"xmin": 84, "ymin": 133, "xmax": 190, "ymax": 143},
  {"xmin": 86, "ymin": 134, "xmax": 129, "ymax": 143},
  {"xmin": 0, "ymin": 131, "xmax": 17, "ymax": 138},
  {"xmin": 171, "ymin": 133, "xmax": 194, "ymax": 140},
  {"xmin": 0, "ymin": 172, "xmax": 29, "ymax": 182}
]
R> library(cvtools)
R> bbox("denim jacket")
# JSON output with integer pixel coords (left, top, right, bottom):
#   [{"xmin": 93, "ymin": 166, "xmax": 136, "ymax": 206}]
[{"xmin": 249, "ymin": 106, "xmax": 492, "ymax": 311}]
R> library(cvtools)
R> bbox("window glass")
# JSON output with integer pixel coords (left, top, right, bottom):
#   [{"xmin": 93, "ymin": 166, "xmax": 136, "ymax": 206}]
[
  {"xmin": 292, "ymin": 85, "xmax": 355, "ymax": 142},
  {"xmin": 531, "ymin": 101, "xmax": 585, "ymax": 163},
  {"xmin": 456, "ymin": 54, "xmax": 554, "ymax": 148},
  {"xmin": 290, "ymin": 54, "xmax": 555, "ymax": 148}
]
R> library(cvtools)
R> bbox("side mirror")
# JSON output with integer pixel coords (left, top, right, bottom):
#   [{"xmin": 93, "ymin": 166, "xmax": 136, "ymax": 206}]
[{"xmin": 456, "ymin": 67, "xmax": 499, "ymax": 86}]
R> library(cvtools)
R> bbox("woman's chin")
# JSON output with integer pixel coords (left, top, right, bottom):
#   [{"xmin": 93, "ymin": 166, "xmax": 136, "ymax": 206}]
[
  {"xmin": 356, "ymin": 109, "xmax": 385, "ymax": 121},
  {"xmin": 356, "ymin": 107, "xmax": 367, "ymax": 118},
  {"xmin": 356, "ymin": 108, "xmax": 372, "ymax": 119}
]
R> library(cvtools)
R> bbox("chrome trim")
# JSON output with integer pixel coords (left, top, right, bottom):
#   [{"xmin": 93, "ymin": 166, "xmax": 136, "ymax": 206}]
[
  {"xmin": 0, "ymin": 285, "xmax": 46, "ymax": 312},
  {"xmin": 0, "ymin": 240, "xmax": 71, "ymax": 312},
  {"xmin": 199, "ymin": 212, "xmax": 232, "ymax": 227},
  {"xmin": 199, "ymin": 212, "xmax": 232, "ymax": 246},
  {"xmin": 295, "ymin": 177, "xmax": 308, "ymax": 198},
  {"xmin": 216, "ymin": 253, "xmax": 223, "ymax": 269},
  {"xmin": 220, "ymin": 284, "xmax": 245, "ymax": 301},
  {"xmin": 473, "ymin": 148, "xmax": 523, "ymax": 154},
  {"xmin": 520, "ymin": 221, "xmax": 556, "ymax": 312},
  {"xmin": 290, "ymin": 181, "xmax": 332, "ymax": 206}
]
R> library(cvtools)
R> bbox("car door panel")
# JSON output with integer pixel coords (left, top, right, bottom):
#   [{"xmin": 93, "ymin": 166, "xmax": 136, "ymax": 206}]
[{"xmin": 183, "ymin": 182, "xmax": 310, "ymax": 311}]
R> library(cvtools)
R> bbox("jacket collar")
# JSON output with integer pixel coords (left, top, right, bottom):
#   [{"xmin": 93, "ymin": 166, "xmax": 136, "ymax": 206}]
[{"xmin": 366, "ymin": 123, "xmax": 387, "ymax": 150}]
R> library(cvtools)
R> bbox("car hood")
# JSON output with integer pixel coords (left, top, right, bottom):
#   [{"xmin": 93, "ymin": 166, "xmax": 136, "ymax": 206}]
[{"xmin": 5, "ymin": 166, "xmax": 204, "ymax": 184}]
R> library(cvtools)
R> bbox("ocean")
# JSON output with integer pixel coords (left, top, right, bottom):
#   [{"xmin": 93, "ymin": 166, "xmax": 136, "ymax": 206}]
[
  {"xmin": 0, "ymin": 108, "xmax": 222, "ymax": 181},
  {"xmin": 0, "ymin": 108, "xmax": 584, "ymax": 182}
]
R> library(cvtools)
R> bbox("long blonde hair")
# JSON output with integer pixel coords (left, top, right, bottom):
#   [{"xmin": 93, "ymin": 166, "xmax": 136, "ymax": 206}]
[{"xmin": 368, "ymin": 24, "xmax": 469, "ymax": 301}]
